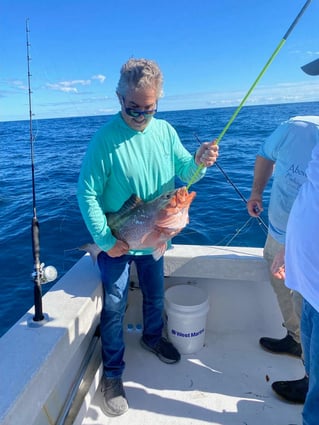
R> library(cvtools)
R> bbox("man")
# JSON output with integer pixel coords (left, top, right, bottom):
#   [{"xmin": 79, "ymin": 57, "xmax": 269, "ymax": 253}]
[
  {"xmin": 271, "ymin": 56, "xmax": 319, "ymax": 425},
  {"xmin": 247, "ymin": 105, "xmax": 319, "ymax": 401},
  {"xmin": 77, "ymin": 58, "xmax": 219, "ymax": 416}
]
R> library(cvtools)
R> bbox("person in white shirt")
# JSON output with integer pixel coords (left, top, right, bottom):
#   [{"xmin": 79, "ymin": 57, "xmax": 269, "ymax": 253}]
[
  {"xmin": 271, "ymin": 57, "xmax": 319, "ymax": 425},
  {"xmin": 247, "ymin": 112, "xmax": 319, "ymax": 402}
]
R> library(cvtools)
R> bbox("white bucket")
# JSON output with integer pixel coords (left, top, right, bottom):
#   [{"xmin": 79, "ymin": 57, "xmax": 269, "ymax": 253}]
[{"xmin": 165, "ymin": 284, "xmax": 209, "ymax": 355}]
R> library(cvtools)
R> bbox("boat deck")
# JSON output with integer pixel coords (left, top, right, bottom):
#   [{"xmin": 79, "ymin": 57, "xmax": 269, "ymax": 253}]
[
  {"xmin": 81, "ymin": 275, "xmax": 304, "ymax": 425},
  {"xmin": 0, "ymin": 246, "xmax": 304, "ymax": 425}
]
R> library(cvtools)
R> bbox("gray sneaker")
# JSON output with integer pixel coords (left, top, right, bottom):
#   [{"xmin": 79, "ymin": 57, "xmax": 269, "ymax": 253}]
[{"xmin": 101, "ymin": 376, "xmax": 128, "ymax": 416}]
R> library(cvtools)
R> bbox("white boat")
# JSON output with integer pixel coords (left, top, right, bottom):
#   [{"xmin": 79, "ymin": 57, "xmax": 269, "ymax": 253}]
[{"xmin": 0, "ymin": 244, "xmax": 303, "ymax": 425}]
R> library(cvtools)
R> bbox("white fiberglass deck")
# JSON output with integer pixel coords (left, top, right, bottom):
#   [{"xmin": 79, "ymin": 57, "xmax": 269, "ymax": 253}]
[
  {"xmin": 82, "ymin": 273, "xmax": 304, "ymax": 425},
  {"xmin": 0, "ymin": 246, "xmax": 304, "ymax": 425}
]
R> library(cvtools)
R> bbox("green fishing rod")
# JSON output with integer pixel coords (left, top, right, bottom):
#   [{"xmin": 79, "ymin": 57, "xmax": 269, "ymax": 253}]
[{"xmin": 187, "ymin": 0, "xmax": 312, "ymax": 190}]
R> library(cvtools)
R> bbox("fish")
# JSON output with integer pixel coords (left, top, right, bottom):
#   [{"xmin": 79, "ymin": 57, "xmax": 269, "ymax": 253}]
[{"xmin": 81, "ymin": 186, "xmax": 196, "ymax": 262}]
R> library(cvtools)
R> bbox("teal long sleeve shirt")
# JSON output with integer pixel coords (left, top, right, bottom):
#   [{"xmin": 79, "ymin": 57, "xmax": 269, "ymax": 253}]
[{"xmin": 77, "ymin": 113, "xmax": 205, "ymax": 254}]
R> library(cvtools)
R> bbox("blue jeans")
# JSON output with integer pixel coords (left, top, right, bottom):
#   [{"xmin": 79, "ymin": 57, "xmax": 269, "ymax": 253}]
[
  {"xmin": 301, "ymin": 299, "xmax": 319, "ymax": 425},
  {"xmin": 97, "ymin": 252, "xmax": 164, "ymax": 378}
]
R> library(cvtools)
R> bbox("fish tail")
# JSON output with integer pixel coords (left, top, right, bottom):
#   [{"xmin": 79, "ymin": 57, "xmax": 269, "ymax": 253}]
[{"xmin": 78, "ymin": 243, "xmax": 102, "ymax": 264}]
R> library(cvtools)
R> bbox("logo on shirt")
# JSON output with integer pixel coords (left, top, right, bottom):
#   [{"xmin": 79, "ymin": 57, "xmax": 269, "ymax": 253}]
[{"xmin": 286, "ymin": 164, "xmax": 307, "ymax": 177}]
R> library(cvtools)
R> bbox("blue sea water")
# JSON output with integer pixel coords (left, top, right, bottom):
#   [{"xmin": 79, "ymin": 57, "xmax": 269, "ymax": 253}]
[{"xmin": 1, "ymin": 101, "xmax": 319, "ymax": 337}]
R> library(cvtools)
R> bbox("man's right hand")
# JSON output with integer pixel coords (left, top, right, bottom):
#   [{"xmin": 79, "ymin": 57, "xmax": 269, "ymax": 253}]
[{"xmin": 107, "ymin": 240, "xmax": 129, "ymax": 257}]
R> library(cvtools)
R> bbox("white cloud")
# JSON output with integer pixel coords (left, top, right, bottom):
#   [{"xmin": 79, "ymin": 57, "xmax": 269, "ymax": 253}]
[
  {"xmin": 45, "ymin": 79, "xmax": 91, "ymax": 93},
  {"xmin": 68, "ymin": 79, "xmax": 91, "ymax": 86},
  {"xmin": 46, "ymin": 83, "xmax": 78, "ymax": 93},
  {"xmin": 45, "ymin": 76, "xmax": 106, "ymax": 93},
  {"xmin": 159, "ymin": 80, "xmax": 319, "ymax": 112},
  {"xmin": 92, "ymin": 74, "xmax": 106, "ymax": 83},
  {"xmin": 10, "ymin": 80, "xmax": 28, "ymax": 90},
  {"xmin": 305, "ymin": 50, "xmax": 319, "ymax": 56}
]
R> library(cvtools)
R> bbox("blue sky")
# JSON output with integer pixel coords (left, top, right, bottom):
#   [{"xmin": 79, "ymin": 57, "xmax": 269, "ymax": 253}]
[{"xmin": 1, "ymin": 0, "xmax": 319, "ymax": 122}]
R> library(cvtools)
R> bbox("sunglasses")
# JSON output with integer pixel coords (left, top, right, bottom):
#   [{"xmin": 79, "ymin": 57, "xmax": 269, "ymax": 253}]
[{"xmin": 122, "ymin": 97, "xmax": 157, "ymax": 118}]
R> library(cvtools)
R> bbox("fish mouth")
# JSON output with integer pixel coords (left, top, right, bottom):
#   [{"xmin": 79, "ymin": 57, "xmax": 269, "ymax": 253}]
[
  {"xmin": 174, "ymin": 187, "xmax": 196, "ymax": 207},
  {"xmin": 158, "ymin": 187, "xmax": 196, "ymax": 219}
]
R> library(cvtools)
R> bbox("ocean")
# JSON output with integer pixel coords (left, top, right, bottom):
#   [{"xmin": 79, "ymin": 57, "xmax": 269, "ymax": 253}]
[{"xmin": 1, "ymin": 101, "xmax": 319, "ymax": 337}]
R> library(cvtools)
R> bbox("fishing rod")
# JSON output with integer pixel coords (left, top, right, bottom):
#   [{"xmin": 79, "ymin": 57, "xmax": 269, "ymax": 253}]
[
  {"xmin": 187, "ymin": 0, "xmax": 312, "ymax": 190},
  {"xmin": 194, "ymin": 135, "xmax": 268, "ymax": 234},
  {"xmin": 26, "ymin": 19, "xmax": 57, "ymax": 323},
  {"xmin": 214, "ymin": 162, "xmax": 268, "ymax": 234}
]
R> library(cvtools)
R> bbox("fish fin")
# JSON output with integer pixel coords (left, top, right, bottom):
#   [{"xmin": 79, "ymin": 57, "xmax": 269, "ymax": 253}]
[
  {"xmin": 106, "ymin": 194, "xmax": 143, "ymax": 220},
  {"xmin": 152, "ymin": 243, "xmax": 167, "ymax": 261},
  {"xmin": 119, "ymin": 193, "xmax": 143, "ymax": 211},
  {"xmin": 140, "ymin": 230, "xmax": 160, "ymax": 246},
  {"xmin": 78, "ymin": 243, "xmax": 102, "ymax": 264},
  {"xmin": 155, "ymin": 225, "xmax": 183, "ymax": 237}
]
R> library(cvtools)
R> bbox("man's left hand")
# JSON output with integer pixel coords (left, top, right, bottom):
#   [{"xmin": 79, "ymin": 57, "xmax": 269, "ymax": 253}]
[{"xmin": 195, "ymin": 141, "xmax": 219, "ymax": 167}]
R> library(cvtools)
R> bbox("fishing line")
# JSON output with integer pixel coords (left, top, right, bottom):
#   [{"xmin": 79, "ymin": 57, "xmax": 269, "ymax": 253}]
[
  {"xmin": 186, "ymin": 0, "xmax": 312, "ymax": 190},
  {"xmin": 214, "ymin": 161, "xmax": 268, "ymax": 234},
  {"xmin": 194, "ymin": 134, "xmax": 268, "ymax": 234},
  {"xmin": 224, "ymin": 217, "xmax": 258, "ymax": 246},
  {"xmin": 174, "ymin": 215, "xmax": 266, "ymax": 246}
]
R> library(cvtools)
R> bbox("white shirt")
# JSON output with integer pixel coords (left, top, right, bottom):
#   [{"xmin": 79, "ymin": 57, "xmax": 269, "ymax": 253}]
[
  {"xmin": 258, "ymin": 116, "xmax": 319, "ymax": 244},
  {"xmin": 285, "ymin": 143, "xmax": 319, "ymax": 312}
]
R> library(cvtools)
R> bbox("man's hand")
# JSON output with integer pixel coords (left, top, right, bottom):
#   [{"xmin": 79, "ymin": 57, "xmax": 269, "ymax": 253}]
[
  {"xmin": 247, "ymin": 198, "xmax": 263, "ymax": 217},
  {"xmin": 195, "ymin": 141, "xmax": 219, "ymax": 167},
  {"xmin": 271, "ymin": 247, "xmax": 286, "ymax": 280},
  {"xmin": 107, "ymin": 240, "xmax": 129, "ymax": 257}
]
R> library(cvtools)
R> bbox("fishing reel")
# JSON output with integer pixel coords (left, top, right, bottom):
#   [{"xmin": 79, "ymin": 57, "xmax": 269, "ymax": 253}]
[{"xmin": 31, "ymin": 263, "xmax": 58, "ymax": 284}]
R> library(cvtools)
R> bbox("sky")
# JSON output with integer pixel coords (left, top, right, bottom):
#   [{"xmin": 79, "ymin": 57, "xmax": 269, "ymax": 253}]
[{"xmin": 1, "ymin": 0, "xmax": 319, "ymax": 122}]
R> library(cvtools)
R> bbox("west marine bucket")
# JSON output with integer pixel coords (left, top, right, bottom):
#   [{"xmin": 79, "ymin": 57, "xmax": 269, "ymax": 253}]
[{"xmin": 165, "ymin": 284, "xmax": 209, "ymax": 354}]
